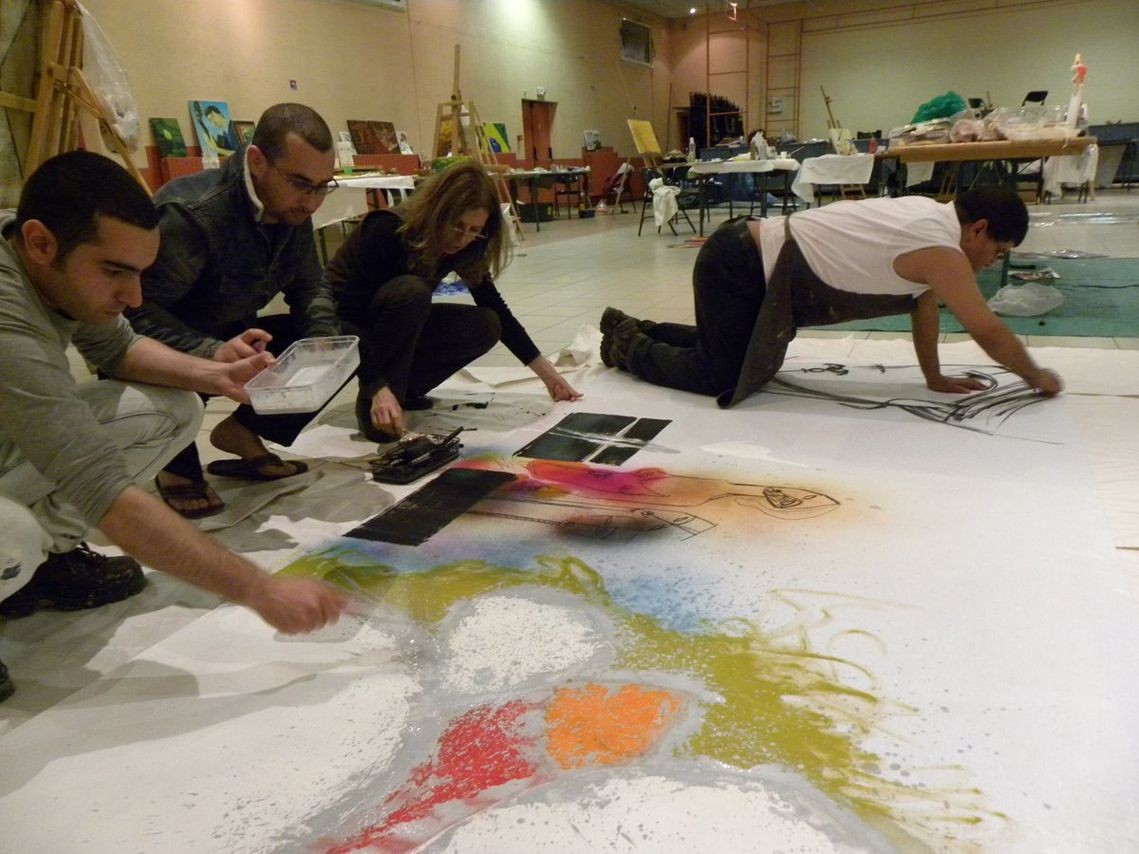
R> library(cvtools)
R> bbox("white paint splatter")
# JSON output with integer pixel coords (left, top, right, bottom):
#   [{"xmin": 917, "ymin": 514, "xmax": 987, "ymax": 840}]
[
  {"xmin": 700, "ymin": 441, "xmax": 809, "ymax": 467},
  {"xmin": 429, "ymin": 761, "xmax": 893, "ymax": 852},
  {"xmin": 436, "ymin": 593, "xmax": 614, "ymax": 695}
]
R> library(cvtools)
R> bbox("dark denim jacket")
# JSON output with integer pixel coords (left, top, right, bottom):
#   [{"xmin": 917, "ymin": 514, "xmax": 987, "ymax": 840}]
[{"xmin": 127, "ymin": 149, "xmax": 339, "ymax": 357}]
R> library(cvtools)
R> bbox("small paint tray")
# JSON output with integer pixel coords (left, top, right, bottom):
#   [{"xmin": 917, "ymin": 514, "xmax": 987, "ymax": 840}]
[
  {"xmin": 370, "ymin": 429, "xmax": 464, "ymax": 485},
  {"xmin": 246, "ymin": 336, "xmax": 359, "ymax": 414}
]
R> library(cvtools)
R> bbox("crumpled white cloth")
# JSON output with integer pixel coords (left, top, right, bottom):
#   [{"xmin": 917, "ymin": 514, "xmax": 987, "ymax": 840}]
[{"xmin": 649, "ymin": 177, "xmax": 679, "ymax": 228}]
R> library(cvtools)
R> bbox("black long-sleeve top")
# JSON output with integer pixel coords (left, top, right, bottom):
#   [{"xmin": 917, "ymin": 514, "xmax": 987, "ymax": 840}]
[{"xmin": 325, "ymin": 210, "xmax": 540, "ymax": 366}]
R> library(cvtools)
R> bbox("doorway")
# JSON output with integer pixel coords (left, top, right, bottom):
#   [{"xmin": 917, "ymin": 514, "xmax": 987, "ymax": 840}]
[{"xmin": 521, "ymin": 98, "xmax": 556, "ymax": 166}]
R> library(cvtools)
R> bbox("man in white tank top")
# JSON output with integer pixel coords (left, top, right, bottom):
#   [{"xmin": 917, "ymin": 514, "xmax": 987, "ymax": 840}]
[{"xmin": 601, "ymin": 188, "xmax": 1061, "ymax": 407}]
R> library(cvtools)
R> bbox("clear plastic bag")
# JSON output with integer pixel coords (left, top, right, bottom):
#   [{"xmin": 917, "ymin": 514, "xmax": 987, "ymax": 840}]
[
  {"xmin": 949, "ymin": 118, "xmax": 985, "ymax": 142},
  {"xmin": 987, "ymin": 282, "xmax": 1065, "ymax": 317},
  {"xmin": 78, "ymin": 2, "xmax": 139, "ymax": 149}
]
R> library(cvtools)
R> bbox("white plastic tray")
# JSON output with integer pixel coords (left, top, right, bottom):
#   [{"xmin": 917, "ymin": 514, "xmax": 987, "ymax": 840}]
[{"xmin": 246, "ymin": 335, "xmax": 359, "ymax": 414}]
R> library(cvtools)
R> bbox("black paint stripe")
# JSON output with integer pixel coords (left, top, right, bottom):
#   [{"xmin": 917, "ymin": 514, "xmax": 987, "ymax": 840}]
[{"xmin": 345, "ymin": 469, "xmax": 517, "ymax": 545}]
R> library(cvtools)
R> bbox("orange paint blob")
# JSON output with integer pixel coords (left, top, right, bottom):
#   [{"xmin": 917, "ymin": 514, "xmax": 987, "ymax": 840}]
[{"xmin": 545, "ymin": 682, "xmax": 683, "ymax": 770}]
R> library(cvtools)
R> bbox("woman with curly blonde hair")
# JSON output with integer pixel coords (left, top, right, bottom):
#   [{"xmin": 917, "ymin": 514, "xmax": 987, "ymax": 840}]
[{"xmin": 328, "ymin": 161, "xmax": 580, "ymax": 442}]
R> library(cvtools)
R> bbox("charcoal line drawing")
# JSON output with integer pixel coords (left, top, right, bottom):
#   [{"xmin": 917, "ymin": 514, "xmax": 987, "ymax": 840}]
[{"xmin": 767, "ymin": 363, "xmax": 1049, "ymax": 434}]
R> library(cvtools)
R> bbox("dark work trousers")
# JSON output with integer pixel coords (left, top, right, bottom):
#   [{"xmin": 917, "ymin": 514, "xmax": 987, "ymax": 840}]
[
  {"xmin": 163, "ymin": 313, "xmax": 329, "ymax": 482},
  {"xmin": 626, "ymin": 218, "xmax": 766, "ymax": 395},
  {"xmin": 341, "ymin": 275, "xmax": 501, "ymax": 405}
]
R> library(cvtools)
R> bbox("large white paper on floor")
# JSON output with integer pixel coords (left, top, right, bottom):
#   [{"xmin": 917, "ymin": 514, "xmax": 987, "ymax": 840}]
[{"xmin": 2, "ymin": 339, "xmax": 1137, "ymax": 852}]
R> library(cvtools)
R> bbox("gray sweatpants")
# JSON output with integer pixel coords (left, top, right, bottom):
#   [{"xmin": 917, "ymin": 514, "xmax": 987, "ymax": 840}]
[{"xmin": 0, "ymin": 380, "xmax": 202, "ymax": 603}]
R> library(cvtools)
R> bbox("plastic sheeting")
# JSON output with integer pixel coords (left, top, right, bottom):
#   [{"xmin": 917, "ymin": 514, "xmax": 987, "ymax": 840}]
[{"xmin": 77, "ymin": 2, "xmax": 138, "ymax": 149}]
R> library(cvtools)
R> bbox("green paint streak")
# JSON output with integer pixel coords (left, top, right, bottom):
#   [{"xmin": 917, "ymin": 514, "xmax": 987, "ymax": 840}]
[
  {"xmin": 282, "ymin": 547, "xmax": 971, "ymax": 839},
  {"xmin": 617, "ymin": 611, "xmax": 896, "ymax": 825}
]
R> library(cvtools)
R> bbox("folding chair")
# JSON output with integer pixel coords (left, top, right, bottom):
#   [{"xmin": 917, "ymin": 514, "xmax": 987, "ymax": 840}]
[
  {"xmin": 637, "ymin": 167, "xmax": 696, "ymax": 236},
  {"xmin": 553, "ymin": 173, "xmax": 583, "ymax": 218},
  {"xmin": 625, "ymin": 120, "xmax": 696, "ymax": 236},
  {"xmin": 599, "ymin": 161, "xmax": 636, "ymax": 213}
]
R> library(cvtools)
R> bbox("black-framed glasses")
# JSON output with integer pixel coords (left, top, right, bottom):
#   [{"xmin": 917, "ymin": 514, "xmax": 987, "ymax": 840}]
[
  {"xmin": 449, "ymin": 224, "xmax": 487, "ymax": 241},
  {"xmin": 269, "ymin": 161, "xmax": 338, "ymax": 198}
]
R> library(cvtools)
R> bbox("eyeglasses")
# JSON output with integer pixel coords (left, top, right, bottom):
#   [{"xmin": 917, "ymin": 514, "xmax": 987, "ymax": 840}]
[
  {"xmin": 449, "ymin": 224, "xmax": 487, "ymax": 241},
  {"xmin": 269, "ymin": 161, "xmax": 338, "ymax": 198}
]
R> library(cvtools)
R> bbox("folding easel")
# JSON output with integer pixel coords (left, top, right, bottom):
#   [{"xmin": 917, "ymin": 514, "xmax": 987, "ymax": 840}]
[
  {"xmin": 22, "ymin": 0, "xmax": 148, "ymax": 191},
  {"xmin": 819, "ymin": 85, "xmax": 863, "ymax": 201},
  {"xmin": 433, "ymin": 45, "xmax": 524, "ymax": 241}
]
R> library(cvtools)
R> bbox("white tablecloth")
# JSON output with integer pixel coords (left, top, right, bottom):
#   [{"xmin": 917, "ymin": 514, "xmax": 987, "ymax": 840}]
[
  {"xmin": 686, "ymin": 158, "xmax": 799, "ymax": 177},
  {"xmin": 337, "ymin": 174, "xmax": 417, "ymax": 193},
  {"xmin": 311, "ymin": 174, "xmax": 417, "ymax": 230},
  {"xmin": 1042, "ymin": 143, "xmax": 1098, "ymax": 198},
  {"xmin": 791, "ymin": 154, "xmax": 875, "ymax": 204},
  {"xmin": 904, "ymin": 162, "xmax": 935, "ymax": 187}
]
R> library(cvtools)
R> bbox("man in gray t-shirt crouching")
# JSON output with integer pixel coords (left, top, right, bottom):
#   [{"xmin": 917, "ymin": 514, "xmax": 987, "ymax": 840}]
[{"xmin": 0, "ymin": 152, "xmax": 347, "ymax": 702}]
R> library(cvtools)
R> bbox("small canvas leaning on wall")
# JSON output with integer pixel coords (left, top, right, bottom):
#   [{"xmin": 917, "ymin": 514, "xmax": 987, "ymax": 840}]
[
  {"xmin": 232, "ymin": 120, "xmax": 256, "ymax": 147},
  {"xmin": 483, "ymin": 122, "xmax": 511, "ymax": 154},
  {"xmin": 188, "ymin": 100, "xmax": 239, "ymax": 156},
  {"xmin": 348, "ymin": 119, "xmax": 399, "ymax": 155},
  {"xmin": 149, "ymin": 117, "xmax": 187, "ymax": 158}
]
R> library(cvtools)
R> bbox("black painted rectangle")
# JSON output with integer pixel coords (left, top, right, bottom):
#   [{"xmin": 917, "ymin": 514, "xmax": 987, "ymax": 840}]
[
  {"xmin": 346, "ymin": 468, "xmax": 517, "ymax": 545},
  {"xmin": 590, "ymin": 417, "xmax": 670, "ymax": 465},
  {"xmin": 514, "ymin": 413, "xmax": 635, "ymax": 461}
]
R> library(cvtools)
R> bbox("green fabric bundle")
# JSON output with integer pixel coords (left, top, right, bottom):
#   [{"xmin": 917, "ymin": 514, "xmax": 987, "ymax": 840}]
[{"xmin": 911, "ymin": 91, "xmax": 967, "ymax": 123}]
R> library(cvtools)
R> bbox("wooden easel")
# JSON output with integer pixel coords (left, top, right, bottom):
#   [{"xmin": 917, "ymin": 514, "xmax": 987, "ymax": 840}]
[
  {"xmin": 433, "ymin": 45, "xmax": 524, "ymax": 241},
  {"xmin": 22, "ymin": 0, "xmax": 148, "ymax": 191},
  {"xmin": 819, "ymin": 85, "xmax": 864, "ymax": 200},
  {"xmin": 820, "ymin": 85, "xmax": 841, "ymax": 132}
]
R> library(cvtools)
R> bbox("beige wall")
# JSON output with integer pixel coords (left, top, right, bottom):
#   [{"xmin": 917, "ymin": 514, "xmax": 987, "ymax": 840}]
[
  {"xmin": 61, "ymin": 0, "xmax": 1139, "ymax": 171},
  {"xmin": 668, "ymin": 15, "xmax": 766, "ymax": 149},
  {"xmin": 79, "ymin": 0, "xmax": 670, "ymax": 165}
]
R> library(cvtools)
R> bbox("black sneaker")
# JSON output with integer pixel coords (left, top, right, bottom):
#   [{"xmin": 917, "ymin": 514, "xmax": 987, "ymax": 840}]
[
  {"xmin": 0, "ymin": 658, "xmax": 13, "ymax": 702},
  {"xmin": 402, "ymin": 394, "xmax": 434, "ymax": 411},
  {"xmin": 0, "ymin": 544, "xmax": 146, "ymax": 618}
]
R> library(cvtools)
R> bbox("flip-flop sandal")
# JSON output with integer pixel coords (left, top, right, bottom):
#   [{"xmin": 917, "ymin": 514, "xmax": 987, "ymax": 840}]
[
  {"xmin": 205, "ymin": 453, "xmax": 309, "ymax": 482},
  {"xmin": 155, "ymin": 477, "xmax": 225, "ymax": 519}
]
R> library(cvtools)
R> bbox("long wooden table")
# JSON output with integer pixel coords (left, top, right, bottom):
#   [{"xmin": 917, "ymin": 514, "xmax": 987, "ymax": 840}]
[
  {"xmin": 883, "ymin": 137, "xmax": 1098, "ymax": 286},
  {"xmin": 884, "ymin": 137, "xmax": 1095, "ymax": 164}
]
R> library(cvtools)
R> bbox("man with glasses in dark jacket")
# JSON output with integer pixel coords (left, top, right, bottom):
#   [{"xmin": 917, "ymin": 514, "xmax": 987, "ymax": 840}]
[{"xmin": 128, "ymin": 103, "xmax": 342, "ymax": 517}]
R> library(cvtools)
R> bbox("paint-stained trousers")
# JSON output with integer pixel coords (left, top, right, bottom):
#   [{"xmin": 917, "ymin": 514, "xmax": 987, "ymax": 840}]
[
  {"xmin": 624, "ymin": 218, "xmax": 767, "ymax": 396},
  {"xmin": 0, "ymin": 382, "xmax": 201, "ymax": 603}
]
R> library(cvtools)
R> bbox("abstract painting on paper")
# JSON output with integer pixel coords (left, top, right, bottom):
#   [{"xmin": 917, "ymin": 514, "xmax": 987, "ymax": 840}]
[{"xmin": 1, "ymin": 345, "xmax": 1137, "ymax": 852}]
